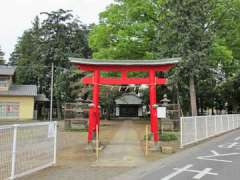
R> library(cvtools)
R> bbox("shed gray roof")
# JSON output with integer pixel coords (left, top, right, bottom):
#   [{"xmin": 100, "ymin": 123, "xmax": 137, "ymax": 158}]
[
  {"xmin": 36, "ymin": 94, "xmax": 49, "ymax": 102},
  {"xmin": 0, "ymin": 85, "xmax": 37, "ymax": 97},
  {"xmin": 70, "ymin": 58, "xmax": 180, "ymax": 66},
  {"xmin": 0, "ymin": 65, "xmax": 16, "ymax": 75},
  {"xmin": 115, "ymin": 94, "xmax": 142, "ymax": 105}
]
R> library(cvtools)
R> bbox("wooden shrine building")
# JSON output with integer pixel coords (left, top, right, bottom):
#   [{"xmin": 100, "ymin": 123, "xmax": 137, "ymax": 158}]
[{"xmin": 115, "ymin": 93, "xmax": 143, "ymax": 117}]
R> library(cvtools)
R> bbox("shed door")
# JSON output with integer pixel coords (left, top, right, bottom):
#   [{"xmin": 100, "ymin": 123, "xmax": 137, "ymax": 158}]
[{"xmin": 120, "ymin": 105, "xmax": 138, "ymax": 117}]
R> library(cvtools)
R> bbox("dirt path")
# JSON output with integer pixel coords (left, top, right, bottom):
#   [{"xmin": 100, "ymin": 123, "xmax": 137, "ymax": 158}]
[{"xmin": 94, "ymin": 120, "xmax": 146, "ymax": 167}]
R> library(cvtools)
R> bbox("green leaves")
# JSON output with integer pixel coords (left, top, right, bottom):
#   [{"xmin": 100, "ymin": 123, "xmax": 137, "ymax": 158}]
[
  {"xmin": 89, "ymin": 0, "xmax": 159, "ymax": 60},
  {"xmin": 0, "ymin": 46, "xmax": 5, "ymax": 64}
]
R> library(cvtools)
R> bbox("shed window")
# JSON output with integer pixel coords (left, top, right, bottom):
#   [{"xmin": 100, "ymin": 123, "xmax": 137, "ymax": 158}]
[
  {"xmin": 0, "ymin": 78, "xmax": 8, "ymax": 88},
  {"xmin": 0, "ymin": 102, "xmax": 19, "ymax": 119}
]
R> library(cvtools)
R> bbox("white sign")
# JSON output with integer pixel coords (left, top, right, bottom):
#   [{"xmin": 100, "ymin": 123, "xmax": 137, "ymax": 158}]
[
  {"xmin": 157, "ymin": 107, "xmax": 166, "ymax": 118},
  {"xmin": 48, "ymin": 122, "xmax": 55, "ymax": 138}
]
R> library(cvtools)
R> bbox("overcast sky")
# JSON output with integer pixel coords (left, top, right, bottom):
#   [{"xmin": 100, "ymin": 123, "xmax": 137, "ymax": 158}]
[{"xmin": 0, "ymin": 0, "xmax": 114, "ymax": 61}]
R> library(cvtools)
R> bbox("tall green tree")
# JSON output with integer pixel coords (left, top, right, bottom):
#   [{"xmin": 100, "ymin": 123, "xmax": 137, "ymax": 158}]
[
  {"xmin": 0, "ymin": 46, "xmax": 5, "ymax": 64},
  {"xmin": 160, "ymin": 0, "xmax": 217, "ymax": 115},
  {"xmin": 10, "ymin": 9, "xmax": 91, "ymax": 119},
  {"xmin": 89, "ymin": 0, "xmax": 160, "ymax": 59}
]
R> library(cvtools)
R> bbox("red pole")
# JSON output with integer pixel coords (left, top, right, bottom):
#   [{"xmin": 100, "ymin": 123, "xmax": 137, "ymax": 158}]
[
  {"xmin": 88, "ymin": 70, "xmax": 100, "ymax": 143},
  {"xmin": 149, "ymin": 70, "xmax": 159, "ymax": 142}
]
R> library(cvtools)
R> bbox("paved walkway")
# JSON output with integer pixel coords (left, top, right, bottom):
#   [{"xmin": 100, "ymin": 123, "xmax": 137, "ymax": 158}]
[{"xmin": 93, "ymin": 120, "xmax": 146, "ymax": 167}]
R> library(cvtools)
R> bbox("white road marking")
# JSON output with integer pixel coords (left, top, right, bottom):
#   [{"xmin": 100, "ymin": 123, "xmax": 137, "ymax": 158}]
[
  {"xmin": 197, "ymin": 150, "xmax": 240, "ymax": 163},
  {"xmin": 218, "ymin": 142, "xmax": 240, "ymax": 149},
  {"xmin": 161, "ymin": 164, "xmax": 218, "ymax": 180},
  {"xmin": 161, "ymin": 164, "xmax": 193, "ymax": 180},
  {"xmin": 191, "ymin": 168, "xmax": 218, "ymax": 179},
  {"xmin": 235, "ymin": 136, "xmax": 240, "ymax": 141}
]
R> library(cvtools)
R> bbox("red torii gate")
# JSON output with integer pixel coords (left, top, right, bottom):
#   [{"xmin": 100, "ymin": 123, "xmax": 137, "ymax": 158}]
[{"xmin": 70, "ymin": 58, "xmax": 179, "ymax": 143}]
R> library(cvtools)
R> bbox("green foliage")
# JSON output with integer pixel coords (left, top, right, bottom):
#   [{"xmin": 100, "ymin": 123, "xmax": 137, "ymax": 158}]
[
  {"xmin": 0, "ymin": 46, "xmax": 5, "ymax": 64},
  {"xmin": 160, "ymin": 132, "xmax": 178, "ymax": 141},
  {"xmin": 10, "ymin": 9, "xmax": 91, "ymax": 119},
  {"xmin": 88, "ymin": 0, "xmax": 160, "ymax": 60}
]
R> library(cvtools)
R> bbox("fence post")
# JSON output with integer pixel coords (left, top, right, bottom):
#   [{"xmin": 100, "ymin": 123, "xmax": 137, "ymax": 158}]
[
  {"xmin": 238, "ymin": 115, "xmax": 239, "ymax": 128},
  {"xmin": 221, "ymin": 115, "xmax": 224, "ymax": 132},
  {"xmin": 233, "ymin": 115, "xmax": 236, "ymax": 129},
  {"xmin": 239, "ymin": 115, "xmax": 240, "ymax": 128},
  {"xmin": 53, "ymin": 121, "xmax": 57, "ymax": 164},
  {"xmin": 194, "ymin": 116, "xmax": 197, "ymax": 142},
  {"xmin": 205, "ymin": 116, "xmax": 208, "ymax": 138},
  {"xmin": 227, "ymin": 115, "xmax": 230, "ymax": 131},
  {"xmin": 10, "ymin": 124, "xmax": 18, "ymax": 180},
  {"xmin": 214, "ymin": 116, "xmax": 217, "ymax": 134},
  {"xmin": 180, "ymin": 117, "xmax": 183, "ymax": 148}
]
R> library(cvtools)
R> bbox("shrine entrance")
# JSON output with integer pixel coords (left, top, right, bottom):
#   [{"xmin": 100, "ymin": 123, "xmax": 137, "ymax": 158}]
[{"xmin": 70, "ymin": 58, "xmax": 179, "ymax": 143}]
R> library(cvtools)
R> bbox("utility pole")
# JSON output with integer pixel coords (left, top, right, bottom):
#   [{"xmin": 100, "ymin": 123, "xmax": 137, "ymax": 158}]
[{"xmin": 50, "ymin": 63, "xmax": 54, "ymax": 121}]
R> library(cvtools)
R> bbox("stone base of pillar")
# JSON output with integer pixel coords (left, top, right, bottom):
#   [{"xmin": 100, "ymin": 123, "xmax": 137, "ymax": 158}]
[
  {"xmin": 84, "ymin": 141, "xmax": 105, "ymax": 152},
  {"xmin": 148, "ymin": 141, "xmax": 161, "ymax": 151}
]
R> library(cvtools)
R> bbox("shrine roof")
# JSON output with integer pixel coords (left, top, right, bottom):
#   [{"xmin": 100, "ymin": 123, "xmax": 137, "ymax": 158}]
[{"xmin": 70, "ymin": 57, "xmax": 180, "ymax": 66}]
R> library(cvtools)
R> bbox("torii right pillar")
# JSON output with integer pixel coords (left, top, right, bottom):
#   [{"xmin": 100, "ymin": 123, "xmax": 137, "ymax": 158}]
[{"xmin": 149, "ymin": 69, "xmax": 159, "ymax": 142}]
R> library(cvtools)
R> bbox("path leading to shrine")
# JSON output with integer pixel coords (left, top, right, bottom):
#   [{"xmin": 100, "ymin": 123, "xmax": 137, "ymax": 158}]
[{"xmin": 93, "ymin": 120, "xmax": 146, "ymax": 167}]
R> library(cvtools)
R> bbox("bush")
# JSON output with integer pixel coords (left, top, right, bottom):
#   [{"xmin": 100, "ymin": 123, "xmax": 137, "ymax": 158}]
[
  {"xmin": 144, "ymin": 132, "xmax": 177, "ymax": 141},
  {"xmin": 160, "ymin": 133, "xmax": 178, "ymax": 141}
]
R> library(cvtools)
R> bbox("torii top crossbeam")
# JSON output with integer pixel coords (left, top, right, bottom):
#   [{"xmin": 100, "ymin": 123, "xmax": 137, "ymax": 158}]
[
  {"xmin": 70, "ymin": 58, "xmax": 180, "ymax": 85},
  {"xmin": 70, "ymin": 57, "xmax": 180, "ymax": 143}
]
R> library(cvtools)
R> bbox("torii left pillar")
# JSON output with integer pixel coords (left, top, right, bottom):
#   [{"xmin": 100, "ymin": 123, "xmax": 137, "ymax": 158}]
[
  {"xmin": 149, "ymin": 70, "xmax": 159, "ymax": 142},
  {"xmin": 88, "ymin": 70, "xmax": 100, "ymax": 142}
]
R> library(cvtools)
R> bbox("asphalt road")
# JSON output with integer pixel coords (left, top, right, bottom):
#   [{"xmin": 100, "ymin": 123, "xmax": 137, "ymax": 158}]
[{"xmin": 112, "ymin": 129, "xmax": 240, "ymax": 180}]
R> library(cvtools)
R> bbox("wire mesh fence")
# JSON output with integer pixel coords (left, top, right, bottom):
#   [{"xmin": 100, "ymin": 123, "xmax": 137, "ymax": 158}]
[
  {"xmin": 180, "ymin": 114, "xmax": 240, "ymax": 147},
  {"xmin": 0, "ymin": 121, "xmax": 57, "ymax": 180}
]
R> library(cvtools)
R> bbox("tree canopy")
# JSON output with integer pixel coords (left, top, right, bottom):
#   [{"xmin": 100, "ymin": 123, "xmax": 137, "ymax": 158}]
[
  {"xmin": 89, "ymin": 0, "xmax": 240, "ymax": 115},
  {"xmin": 0, "ymin": 46, "xmax": 5, "ymax": 64}
]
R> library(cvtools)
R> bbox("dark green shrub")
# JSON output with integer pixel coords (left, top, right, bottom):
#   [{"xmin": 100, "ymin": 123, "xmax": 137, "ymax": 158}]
[{"xmin": 160, "ymin": 133, "xmax": 178, "ymax": 141}]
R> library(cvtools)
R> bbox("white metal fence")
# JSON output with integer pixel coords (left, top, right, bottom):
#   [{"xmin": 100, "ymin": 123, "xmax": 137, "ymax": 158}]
[
  {"xmin": 180, "ymin": 114, "xmax": 240, "ymax": 147},
  {"xmin": 0, "ymin": 121, "xmax": 57, "ymax": 180}
]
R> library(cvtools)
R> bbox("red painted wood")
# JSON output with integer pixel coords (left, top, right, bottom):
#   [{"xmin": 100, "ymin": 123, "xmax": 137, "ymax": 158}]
[
  {"xmin": 76, "ymin": 64, "xmax": 174, "ymax": 72},
  {"xmin": 82, "ymin": 77, "xmax": 167, "ymax": 85},
  {"xmin": 149, "ymin": 70, "xmax": 159, "ymax": 142},
  {"xmin": 88, "ymin": 70, "xmax": 100, "ymax": 142}
]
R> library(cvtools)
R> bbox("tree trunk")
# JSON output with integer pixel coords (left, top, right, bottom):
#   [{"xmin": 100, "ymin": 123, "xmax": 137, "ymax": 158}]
[{"xmin": 189, "ymin": 75, "xmax": 197, "ymax": 116}]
